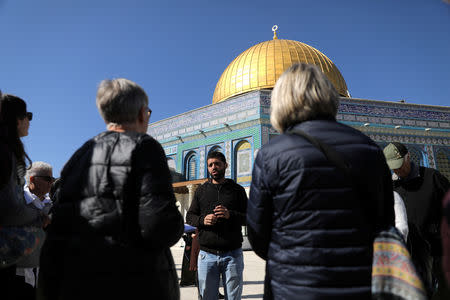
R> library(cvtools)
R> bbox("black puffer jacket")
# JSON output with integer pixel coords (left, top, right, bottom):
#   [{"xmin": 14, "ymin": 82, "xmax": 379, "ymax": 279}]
[
  {"xmin": 38, "ymin": 131, "xmax": 184, "ymax": 300},
  {"xmin": 248, "ymin": 120, "xmax": 394, "ymax": 300}
]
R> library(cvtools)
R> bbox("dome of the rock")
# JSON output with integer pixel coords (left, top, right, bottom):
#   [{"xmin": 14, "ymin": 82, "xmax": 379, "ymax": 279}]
[{"xmin": 213, "ymin": 31, "xmax": 349, "ymax": 104}]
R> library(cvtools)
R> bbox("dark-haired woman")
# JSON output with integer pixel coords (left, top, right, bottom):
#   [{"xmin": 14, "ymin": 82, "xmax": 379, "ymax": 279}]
[{"xmin": 0, "ymin": 94, "xmax": 45, "ymax": 299}]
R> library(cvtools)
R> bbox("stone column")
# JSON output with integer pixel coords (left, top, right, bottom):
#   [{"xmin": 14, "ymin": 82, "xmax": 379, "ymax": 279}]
[
  {"xmin": 187, "ymin": 184, "xmax": 199, "ymax": 208},
  {"xmin": 175, "ymin": 193, "xmax": 187, "ymax": 219}
]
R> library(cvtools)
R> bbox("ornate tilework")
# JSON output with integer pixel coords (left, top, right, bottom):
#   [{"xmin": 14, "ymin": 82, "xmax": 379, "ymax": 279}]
[
  {"xmin": 150, "ymin": 91, "xmax": 449, "ymax": 180},
  {"xmin": 199, "ymin": 148, "xmax": 205, "ymax": 178}
]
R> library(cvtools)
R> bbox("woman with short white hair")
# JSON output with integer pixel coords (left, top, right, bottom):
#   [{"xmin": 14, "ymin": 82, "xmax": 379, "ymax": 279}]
[
  {"xmin": 38, "ymin": 78, "xmax": 184, "ymax": 300},
  {"xmin": 247, "ymin": 63, "xmax": 395, "ymax": 299}
]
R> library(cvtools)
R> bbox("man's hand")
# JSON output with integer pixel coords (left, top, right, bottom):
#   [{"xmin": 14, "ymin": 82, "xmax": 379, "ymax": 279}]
[
  {"xmin": 204, "ymin": 213, "xmax": 218, "ymax": 226},
  {"xmin": 214, "ymin": 205, "xmax": 230, "ymax": 219}
]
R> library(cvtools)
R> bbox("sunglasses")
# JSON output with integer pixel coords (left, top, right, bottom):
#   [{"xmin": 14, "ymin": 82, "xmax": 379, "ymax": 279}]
[
  {"xmin": 22, "ymin": 112, "xmax": 33, "ymax": 121},
  {"xmin": 148, "ymin": 107, "xmax": 152, "ymax": 120},
  {"xmin": 34, "ymin": 175, "xmax": 55, "ymax": 183}
]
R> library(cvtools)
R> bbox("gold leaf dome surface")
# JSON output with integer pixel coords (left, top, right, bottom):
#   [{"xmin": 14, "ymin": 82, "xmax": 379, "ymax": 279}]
[{"xmin": 212, "ymin": 39, "xmax": 349, "ymax": 104}]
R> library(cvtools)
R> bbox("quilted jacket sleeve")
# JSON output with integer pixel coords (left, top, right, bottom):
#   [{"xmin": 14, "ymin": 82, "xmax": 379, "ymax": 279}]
[
  {"xmin": 247, "ymin": 150, "xmax": 272, "ymax": 260},
  {"xmin": 133, "ymin": 136, "xmax": 184, "ymax": 250}
]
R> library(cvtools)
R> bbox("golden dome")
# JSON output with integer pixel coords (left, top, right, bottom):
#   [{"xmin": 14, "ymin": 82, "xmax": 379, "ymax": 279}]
[{"xmin": 212, "ymin": 36, "xmax": 350, "ymax": 104}]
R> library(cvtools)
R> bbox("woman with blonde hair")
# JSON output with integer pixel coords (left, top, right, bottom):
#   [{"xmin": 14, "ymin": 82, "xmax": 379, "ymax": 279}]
[{"xmin": 247, "ymin": 63, "xmax": 395, "ymax": 299}]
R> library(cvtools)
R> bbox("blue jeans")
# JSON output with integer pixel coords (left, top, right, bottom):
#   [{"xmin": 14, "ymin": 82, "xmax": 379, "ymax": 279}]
[{"xmin": 197, "ymin": 249, "xmax": 244, "ymax": 300}]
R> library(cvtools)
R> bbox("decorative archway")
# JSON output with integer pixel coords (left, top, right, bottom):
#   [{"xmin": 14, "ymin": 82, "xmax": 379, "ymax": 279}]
[
  {"xmin": 185, "ymin": 152, "xmax": 198, "ymax": 181},
  {"xmin": 234, "ymin": 140, "xmax": 252, "ymax": 184}
]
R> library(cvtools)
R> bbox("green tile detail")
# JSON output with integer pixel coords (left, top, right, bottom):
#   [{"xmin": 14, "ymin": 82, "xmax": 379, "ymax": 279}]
[{"xmin": 168, "ymin": 125, "xmax": 262, "ymax": 171}]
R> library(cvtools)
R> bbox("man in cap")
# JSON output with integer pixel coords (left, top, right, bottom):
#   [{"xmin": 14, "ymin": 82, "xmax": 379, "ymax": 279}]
[{"xmin": 384, "ymin": 142, "xmax": 449, "ymax": 297}]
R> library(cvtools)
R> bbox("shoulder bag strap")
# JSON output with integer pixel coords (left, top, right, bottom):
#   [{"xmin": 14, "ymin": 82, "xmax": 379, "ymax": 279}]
[
  {"xmin": 288, "ymin": 128, "xmax": 392, "ymax": 237},
  {"xmin": 287, "ymin": 128, "xmax": 352, "ymax": 179}
]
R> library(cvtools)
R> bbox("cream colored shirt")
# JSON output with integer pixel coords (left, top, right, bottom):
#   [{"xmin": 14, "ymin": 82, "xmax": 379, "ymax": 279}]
[
  {"xmin": 394, "ymin": 191, "xmax": 409, "ymax": 241},
  {"xmin": 16, "ymin": 186, "xmax": 52, "ymax": 287}
]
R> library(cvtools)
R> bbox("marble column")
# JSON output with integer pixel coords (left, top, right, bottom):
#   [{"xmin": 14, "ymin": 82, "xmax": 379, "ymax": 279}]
[{"xmin": 187, "ymin": 184, "xmax": 199, "ymax": 209}]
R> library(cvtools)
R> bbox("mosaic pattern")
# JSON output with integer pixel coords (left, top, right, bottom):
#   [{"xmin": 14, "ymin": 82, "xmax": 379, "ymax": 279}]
[
  {"xmin": 261, "ymin": 126, "xmax": 269, "ymax": 147},
  {"xmin": 339, "ymin": 102, "xmax": 449, "ymax": 122},
  {"xmin": 435, "ymin": 147, "xmax": 450, "ymax": 180},
  {"xmin": 199, "ymin": 148, "xmax": 205, "ymax": 178},
  {"xmin": 234, "ymin": 138, "xmax": 253, "ymax": 183},
  {"xmin": 426, "ymin": 145, "xmax": 436, "ymax": 169},
  {"xmin": 225, "ymin": 141, "xmax": 232, "ymax": 178},
  {"xmin": 164, "ymin": 145, "xmax": 177, "ymax": 156},
  {"xmin": 150, "ymin": 91, "xmax": 449, "ymax": 183},
  {"xmin": 259, "ymin": 90, "xmax": 449, "ymax": 123},
  {"xmin": 149, "ymin": 91, "xmax": 262, "ymax": 142},
  {"xmin": 408, "ymin": 146, "xmax": 425, "ymax": 167},
  {"xmin": 233, "ymin": 139, "xmax": 253, "ymax": 185}
]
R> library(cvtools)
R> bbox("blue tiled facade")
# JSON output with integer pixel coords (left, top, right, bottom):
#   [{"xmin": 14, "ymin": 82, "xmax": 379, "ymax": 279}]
[{"xmin": 148, "ymin": 91, "xmax": 450, "ymax": 185}]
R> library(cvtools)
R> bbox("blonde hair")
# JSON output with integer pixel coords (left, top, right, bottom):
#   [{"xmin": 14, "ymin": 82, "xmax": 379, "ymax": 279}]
[
  {"xmin": 96, "ymin": 78, "xmax": 148, "ymax": 125},
  {"xmin": 270, "ymin": 63, "xmax": 340, "ymax": 133}
]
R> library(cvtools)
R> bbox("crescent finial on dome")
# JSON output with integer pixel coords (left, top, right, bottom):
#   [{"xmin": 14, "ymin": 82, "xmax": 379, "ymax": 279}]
[{"xmin": 272, "ymin": 25, "xmax": 278, "ymax": 40}]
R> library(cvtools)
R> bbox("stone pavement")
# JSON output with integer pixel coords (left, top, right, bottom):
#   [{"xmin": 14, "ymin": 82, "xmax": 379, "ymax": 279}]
[{"xmin": 171, "ymin": 246, "xmax": 265, "ymax": 300}]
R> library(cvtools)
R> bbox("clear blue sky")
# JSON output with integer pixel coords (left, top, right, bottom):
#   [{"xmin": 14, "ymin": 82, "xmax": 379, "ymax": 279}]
[{"xmin": 1, "ymin": 0, "xmax": 449, "ymax": 176}]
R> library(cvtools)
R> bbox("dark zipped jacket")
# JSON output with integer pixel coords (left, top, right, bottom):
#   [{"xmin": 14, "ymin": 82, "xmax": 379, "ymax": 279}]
[
  {"xmin": 248, "ymin": 120, "xmax": 394, "ymax": 300},
  {"xmin": 394, "ymin": 165, "xmax": 449, "ymax": 256},
  {"xmin": 38, "ymin": 131, "xmax": 184, "ymax": 300},
  {"xmin": 186, "ymin": 179, "xmax": 247, "ymax": 253}
]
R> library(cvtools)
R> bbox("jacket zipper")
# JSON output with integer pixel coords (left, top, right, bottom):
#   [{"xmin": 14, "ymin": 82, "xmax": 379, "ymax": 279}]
[{"xmin": 216, "ymin": 184, "xmax": 222, "ymax": 243}]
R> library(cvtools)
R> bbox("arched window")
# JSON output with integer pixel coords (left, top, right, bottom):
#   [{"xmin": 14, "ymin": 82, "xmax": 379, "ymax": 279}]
[
  {"xmin": 235, "ymin": 140, "xmax": 252, "ymax": 184},
  {"xmin": 436, "ymin": 149, "xmax": 450, "ymax": 181},
  {"xmin": 185, "ymin": 152, "xmax": 198, "ymax": 181}
]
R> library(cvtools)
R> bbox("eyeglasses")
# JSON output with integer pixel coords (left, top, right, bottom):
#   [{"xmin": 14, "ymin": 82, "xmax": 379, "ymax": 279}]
[
  {"xmin": 148, "ymin": 108, "xmax": 152, "ymax": 120},
  {"xmin": 34, "ymin": 175, "xmax": 55, "ymax": 183},
  {"xmin": 23, "ymin": 112, "xmax": 33, "ymax": 121}
]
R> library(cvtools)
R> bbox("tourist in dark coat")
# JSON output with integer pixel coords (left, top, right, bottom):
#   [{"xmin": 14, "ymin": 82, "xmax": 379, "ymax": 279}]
[
  {"xmin": 247, "ymin": 63, "xmax": 395, "ymax": 300},
  {"xmin": 442, "ymin": 191, "xmax": 450, "ymax": 286},
  {"xmin": 37, "ymin": 78, "xmax": 184, "ymax": 300}
]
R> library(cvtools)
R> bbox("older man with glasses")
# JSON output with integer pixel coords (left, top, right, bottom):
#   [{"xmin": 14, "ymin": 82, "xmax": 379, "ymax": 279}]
[
  {"xmin": 14, "ymin": 161, "xmax": 54, "ymax": 298},
  {"xmin": 24, "ymin": 162, "xmax": 54, "ymax": 214}
]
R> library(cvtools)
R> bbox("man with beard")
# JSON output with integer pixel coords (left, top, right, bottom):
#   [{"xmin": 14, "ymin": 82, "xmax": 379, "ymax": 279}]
[{"xmin": 186, "ymin": 151, "xmax": 247, "ymax": 300}]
